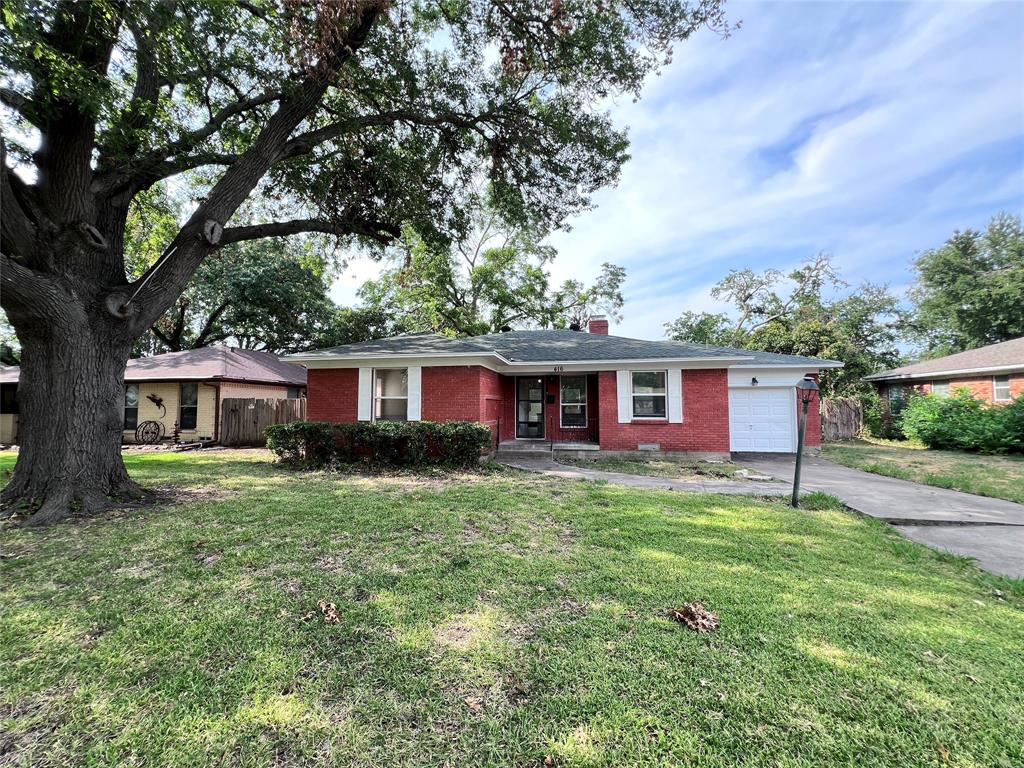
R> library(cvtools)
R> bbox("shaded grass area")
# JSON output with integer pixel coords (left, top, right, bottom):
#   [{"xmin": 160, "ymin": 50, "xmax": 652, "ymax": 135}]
[
  {"xmin": 555, "ymin": 456, "xmax": 758, "ymax": 481},
  {"xmin": 1, "ymin": 450, "xmax": 1023, "ymax": 767},
  {"xmin": 823, "ymin": 439, "xmax": 1024, "ymax": 504}
]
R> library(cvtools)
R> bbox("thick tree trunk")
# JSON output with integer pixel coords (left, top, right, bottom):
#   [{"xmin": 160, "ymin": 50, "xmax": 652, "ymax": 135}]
[{"xmin": 1, "ymin": 311, "xmax": 141, "ymax": 526}]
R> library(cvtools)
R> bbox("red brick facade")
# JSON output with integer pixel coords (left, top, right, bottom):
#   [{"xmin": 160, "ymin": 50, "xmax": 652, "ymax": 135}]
[
  {"xmin": 595, "ymin": 369, "xmax": 731, "ymax": 453},
  {"xmin": 306, "ymin": 368, "xmax": 358, "ymax": 422},
  {"xmin": 307, "ymin": 364, "xmax": 827, "ymax": 454},
  {"xmin": 879, "ymin": 373, "xmax": 1023, "ymax": 405},
  {"xmin": 803, "ymin": 374, "xmax": 821, "ymax": 448}
]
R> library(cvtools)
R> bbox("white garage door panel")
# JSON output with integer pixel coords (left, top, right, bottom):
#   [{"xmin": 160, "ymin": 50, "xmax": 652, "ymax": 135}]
[{"xmin": 729, "ymin": 388, "xmax": 794, "ymax": 453}]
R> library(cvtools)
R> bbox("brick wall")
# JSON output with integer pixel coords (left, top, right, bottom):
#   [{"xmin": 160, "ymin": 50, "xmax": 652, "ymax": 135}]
[
  {"xmin": 596, "ymin": 369, "xmax": 730, "ymax": 453},
  {"xmin": 803, "ymin": 374, "xmax": 821, "ymax": 447},
  {"xmin": 884, "ymin": 373, "xmax": 1023, "ymax": 405},
  {"xmin": 422, "ymin": 366, "xmax": 486, "ymax": 422},
  {"xmin": 307, "ymin": 368, "xmax": 358, "ymax": 422}
]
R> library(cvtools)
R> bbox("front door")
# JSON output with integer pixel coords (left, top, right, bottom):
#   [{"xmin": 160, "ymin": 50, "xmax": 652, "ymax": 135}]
[{"xmin": 516, "ymin": 377, "xmax": 545, "ymax": 438}]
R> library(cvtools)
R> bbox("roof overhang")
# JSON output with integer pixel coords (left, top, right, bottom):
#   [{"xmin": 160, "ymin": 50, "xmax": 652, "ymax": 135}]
[
  {"xmin": 864, "ymin": 363, "xmax": 1024, "ymax": 382},
  {"xmin": 283, "ymin": 350, "xmax": 853, "ymax": 374}
]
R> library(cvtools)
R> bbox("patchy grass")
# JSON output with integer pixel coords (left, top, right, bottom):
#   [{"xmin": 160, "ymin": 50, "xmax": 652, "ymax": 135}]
[
  {"xmin": 823, "ymin": 439, "xmax": 1024, "ymax": 504},
  {"xmin": 555, "ymin": 456, "xmax": 762, "ymax": 481},
  {"xmin": 1, "ymin": 450, "xmax": 1023, "ymax": 768}
]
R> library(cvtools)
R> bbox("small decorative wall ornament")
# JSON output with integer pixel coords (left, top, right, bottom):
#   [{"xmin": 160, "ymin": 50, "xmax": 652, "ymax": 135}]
[
  {"xmin": 751, "ymin": 377, "xmax": 759, "ymax": 387},
  {"xmin": 146, "ymin": 393, "xmax": 167, "ymax": 417}
]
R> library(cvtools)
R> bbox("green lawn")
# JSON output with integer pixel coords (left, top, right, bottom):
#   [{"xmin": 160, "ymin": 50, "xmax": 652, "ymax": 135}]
[
  {"xmin": 823, "ymin": 439, "xmax": 1024, "ymax": 504},
  {"xmin": 555, "ymin": 456, "xmax": 756, "ymax": 480},
  {"xmin": 2, "ymin": 451, "xmax": 1023, "ymax": 768}
]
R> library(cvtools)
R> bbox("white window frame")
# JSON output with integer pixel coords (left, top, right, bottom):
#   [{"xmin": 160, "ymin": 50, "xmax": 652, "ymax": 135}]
[
  {"xmin": 993, "ymin": 375, "xmax": 1011, "ymax": 403},
  {"xmin": 373, "ymin": 367, "xmax": 409, "ymax": 422},
  {"xmin": 888, "ymin": 384, "xmax": 904, "ymax": 403},
  {"xmin": 931, "ymin": 381, "xmax": 950, "ymax": 398},
  {"xmin": 630, "ymin": 370, "xmax": 668, "ymax": 420},
  {"xmin": 559, "ymin": 375, "xmax": 588, "ymax": 429}
]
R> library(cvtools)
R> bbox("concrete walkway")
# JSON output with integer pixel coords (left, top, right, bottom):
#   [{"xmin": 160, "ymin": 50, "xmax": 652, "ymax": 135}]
[
  {"xmin": 496, "ymin": 456, "xmax": 793, "ymax": 496},
  {"xmin": 736, "ymin": 454, "xmax": 1024, "ymax": 578}
]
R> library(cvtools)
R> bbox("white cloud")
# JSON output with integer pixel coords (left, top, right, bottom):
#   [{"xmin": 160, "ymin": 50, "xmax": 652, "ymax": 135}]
[{"xmin": 546, "ymin": 0, "xmax": 1024, "ymax": 339}]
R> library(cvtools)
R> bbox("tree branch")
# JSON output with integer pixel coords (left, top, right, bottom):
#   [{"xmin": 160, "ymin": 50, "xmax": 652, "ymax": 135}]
[
  {"xmin": 125, "ymin": 3, "xmax": 388, "ymax": 333},
  {"xmin": 1, "ymin": 146, "xmax": 38, "ymax": 261},
  {"xmin": 0, "ymin": 88, "xmax": 40, "ymax": 126},
  {"xmin": 193, "ymin": 301, "xmax": 231, "ymax": 348},
  {"xmin": 220, "ymin": 217, "xmax": 399, "ymax": 246}
]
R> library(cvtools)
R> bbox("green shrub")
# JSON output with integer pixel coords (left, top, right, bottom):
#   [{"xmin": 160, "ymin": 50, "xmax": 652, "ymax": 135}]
[
  {"xmin": 265, "ymin": 420, "xmax": 493, "ymax": 468},
  {"xmin": 899, "ymin": 390, "xmax": 1023, "ymax": 454},
  {"xmin": 265, "ymin": 421, "xmax": 335, "ymax": 465},
  {"xmin": 861, "ymin": 390, "xmax": 904, "ymax": 440}
]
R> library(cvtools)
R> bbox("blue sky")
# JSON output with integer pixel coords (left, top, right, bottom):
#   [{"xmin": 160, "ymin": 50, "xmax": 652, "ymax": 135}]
[{"xmin": 333, "ymin": 0, "xmax": 1024, "ymax": 339}]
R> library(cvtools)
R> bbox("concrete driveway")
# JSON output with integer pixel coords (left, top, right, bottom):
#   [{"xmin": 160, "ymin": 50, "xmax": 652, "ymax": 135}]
[{"xmin": 736, "ymin": 454, "xmax": 1024, "ymax": 579}]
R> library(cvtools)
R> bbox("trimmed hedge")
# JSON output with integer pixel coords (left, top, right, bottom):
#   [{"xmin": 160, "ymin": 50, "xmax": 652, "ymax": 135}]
[
  {"xmin": 265, "ymin": 420, "xmax": 493, "ymax": 468},
  {"xmin": 900, "ymin": 390, "xmax": 1023, "ymax": 454}
]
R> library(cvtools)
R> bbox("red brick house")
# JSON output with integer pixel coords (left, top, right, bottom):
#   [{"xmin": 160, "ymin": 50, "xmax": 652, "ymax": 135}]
[
  {"xmin": 285, "ymin": 317, "xmax": 843, "ymax": 458},
  {"xmin": 865, "ymin": 337, "xmax": 1024, "ymax": 407}
]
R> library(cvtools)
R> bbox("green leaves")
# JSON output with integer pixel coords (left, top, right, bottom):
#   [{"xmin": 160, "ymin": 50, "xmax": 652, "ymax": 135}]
[
  {"xmin": 358, "ymin": 209, "xmax": 625, "ymax": 336},
  {"xmin": 908, "ymin": 212, "xmax": 1024, "ymax": 355}
]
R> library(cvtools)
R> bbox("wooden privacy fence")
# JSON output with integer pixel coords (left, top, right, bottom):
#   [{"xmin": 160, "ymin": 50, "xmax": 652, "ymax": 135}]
[
  {"xmin": 820, "ymin": 397, "xmax": 863, "ymax": 442},
  {"xmin": 221, "ymin": 397, "xmax": 306, "ymax": 447}
]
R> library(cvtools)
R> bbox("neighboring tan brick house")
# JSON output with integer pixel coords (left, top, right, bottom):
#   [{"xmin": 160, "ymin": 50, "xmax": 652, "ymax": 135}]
[
  {"xmin": 0, "ymin": 347, "xmax": 306, "ymax": 446},
  {"xmin": 286, "ymin": 317, "xmax": 842, "ymax": 458},
  {"xmin": 865, "ymin": 337, "xmax": 1024, "ymax": 407}
]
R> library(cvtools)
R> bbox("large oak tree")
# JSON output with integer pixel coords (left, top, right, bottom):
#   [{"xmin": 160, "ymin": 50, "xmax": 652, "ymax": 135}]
[{"xmin": 0, "ymin": 0, "xmax": 725, "ymax": 524}]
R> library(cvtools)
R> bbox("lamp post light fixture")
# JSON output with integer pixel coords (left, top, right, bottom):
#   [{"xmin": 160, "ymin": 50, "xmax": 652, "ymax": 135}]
[{"xmin": 791, "ymin": 376, "xmax": 820, "ymax": 507}]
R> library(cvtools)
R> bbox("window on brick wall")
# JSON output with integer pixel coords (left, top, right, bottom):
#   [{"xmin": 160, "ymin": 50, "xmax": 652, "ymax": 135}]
[
  {"xmin": 994, "ymin": 375, "xmax": 1011, "ymax": 402},
  {"xmin": 932, "ymin": 381, "xmax": 950, "ymax": 398},
  {"xmin": 560, "ymin": 375, "xmax": 587, "ymax": 427},
  {"xmin": 374, "ymin": 368, "xmax": 408, "ymax": 421},
  {"xmin": 631, "ymin": 371, "xmax": 667, "ymax": 418}
]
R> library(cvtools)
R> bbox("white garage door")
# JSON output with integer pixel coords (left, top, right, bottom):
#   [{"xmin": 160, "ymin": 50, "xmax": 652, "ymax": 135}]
[{"xmin": 729, "ymin": 388, "xmax": 795, "ymax": 452}]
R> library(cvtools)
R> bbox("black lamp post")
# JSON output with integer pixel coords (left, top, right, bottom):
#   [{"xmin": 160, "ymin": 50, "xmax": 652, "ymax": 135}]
[{"xmin": 791, "ymin": 376, "xmax": 819, "ymax": 507}]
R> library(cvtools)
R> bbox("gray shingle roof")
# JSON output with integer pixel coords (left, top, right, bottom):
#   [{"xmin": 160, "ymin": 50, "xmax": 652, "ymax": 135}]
[
  {"xmin": 865, "ymin": 336, "xmax": 1024, "ymax": 381},
  {"xmin": 289, "ymin": 330, "xmax": 842, "ymax": 367}
]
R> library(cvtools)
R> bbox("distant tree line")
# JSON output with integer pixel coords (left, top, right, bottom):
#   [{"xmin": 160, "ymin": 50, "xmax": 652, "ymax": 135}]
[{"xmin": 664, "ymin": 212, "xmax": 1024, "ymax": 397}]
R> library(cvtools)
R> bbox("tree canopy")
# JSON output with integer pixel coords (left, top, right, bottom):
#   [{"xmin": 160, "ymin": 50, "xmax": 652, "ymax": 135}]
[
  {"xmin": 665, "ymin": 256, "xmax": 903, "ymax": 396},
  {"xmin": 907, "ymin": 212, "xmax": 1024, "ymax": 357},
  {"xmin": 359, "ymin": 211, "xmax": 626, "ymax": 336}
]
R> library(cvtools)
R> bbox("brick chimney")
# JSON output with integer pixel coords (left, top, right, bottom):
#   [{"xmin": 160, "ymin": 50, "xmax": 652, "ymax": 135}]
[{"xmin": 588, "ymin": 315, "xmax": 609, "ymax": 335}]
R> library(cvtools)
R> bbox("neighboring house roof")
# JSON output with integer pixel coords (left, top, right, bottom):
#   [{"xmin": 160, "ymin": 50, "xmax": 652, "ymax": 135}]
[
  {"xmin": 865, "ymin": 337, "xmax": 1024, "ymax": 382},
  {"xmin": 0, "ymin": 347, "xmax": 307, "ymax": 387},
  {"xmin": 286, "ymin": 330, "xmax": 844, "ymax": 369}
]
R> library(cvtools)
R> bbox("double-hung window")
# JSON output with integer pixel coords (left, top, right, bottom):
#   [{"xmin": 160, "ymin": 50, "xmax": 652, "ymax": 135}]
[
  {"xmin": 374, "ymin": 368, "xmax": 408, "ymax": 421},
  {"xmin": 179, "ymin": 383, "xmax": 198, "ymax": 430},
  {"xmin": 631, "ymin": 371, "xmax": 667, "ymax": 418},
  {"xmin": 560, "ymin": 375, "xmax": 587, "ymax": 427},
  {"xmin": 994, "ymin": 375, "xmax": 1011, "ymax": 403},
  {"xmin": 931, "ymin": 381, "xmax": 950, "ymax": 398},
  {"xmin": 124, "ymin": 384, "xmax": 140, "ymax": 430}
]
